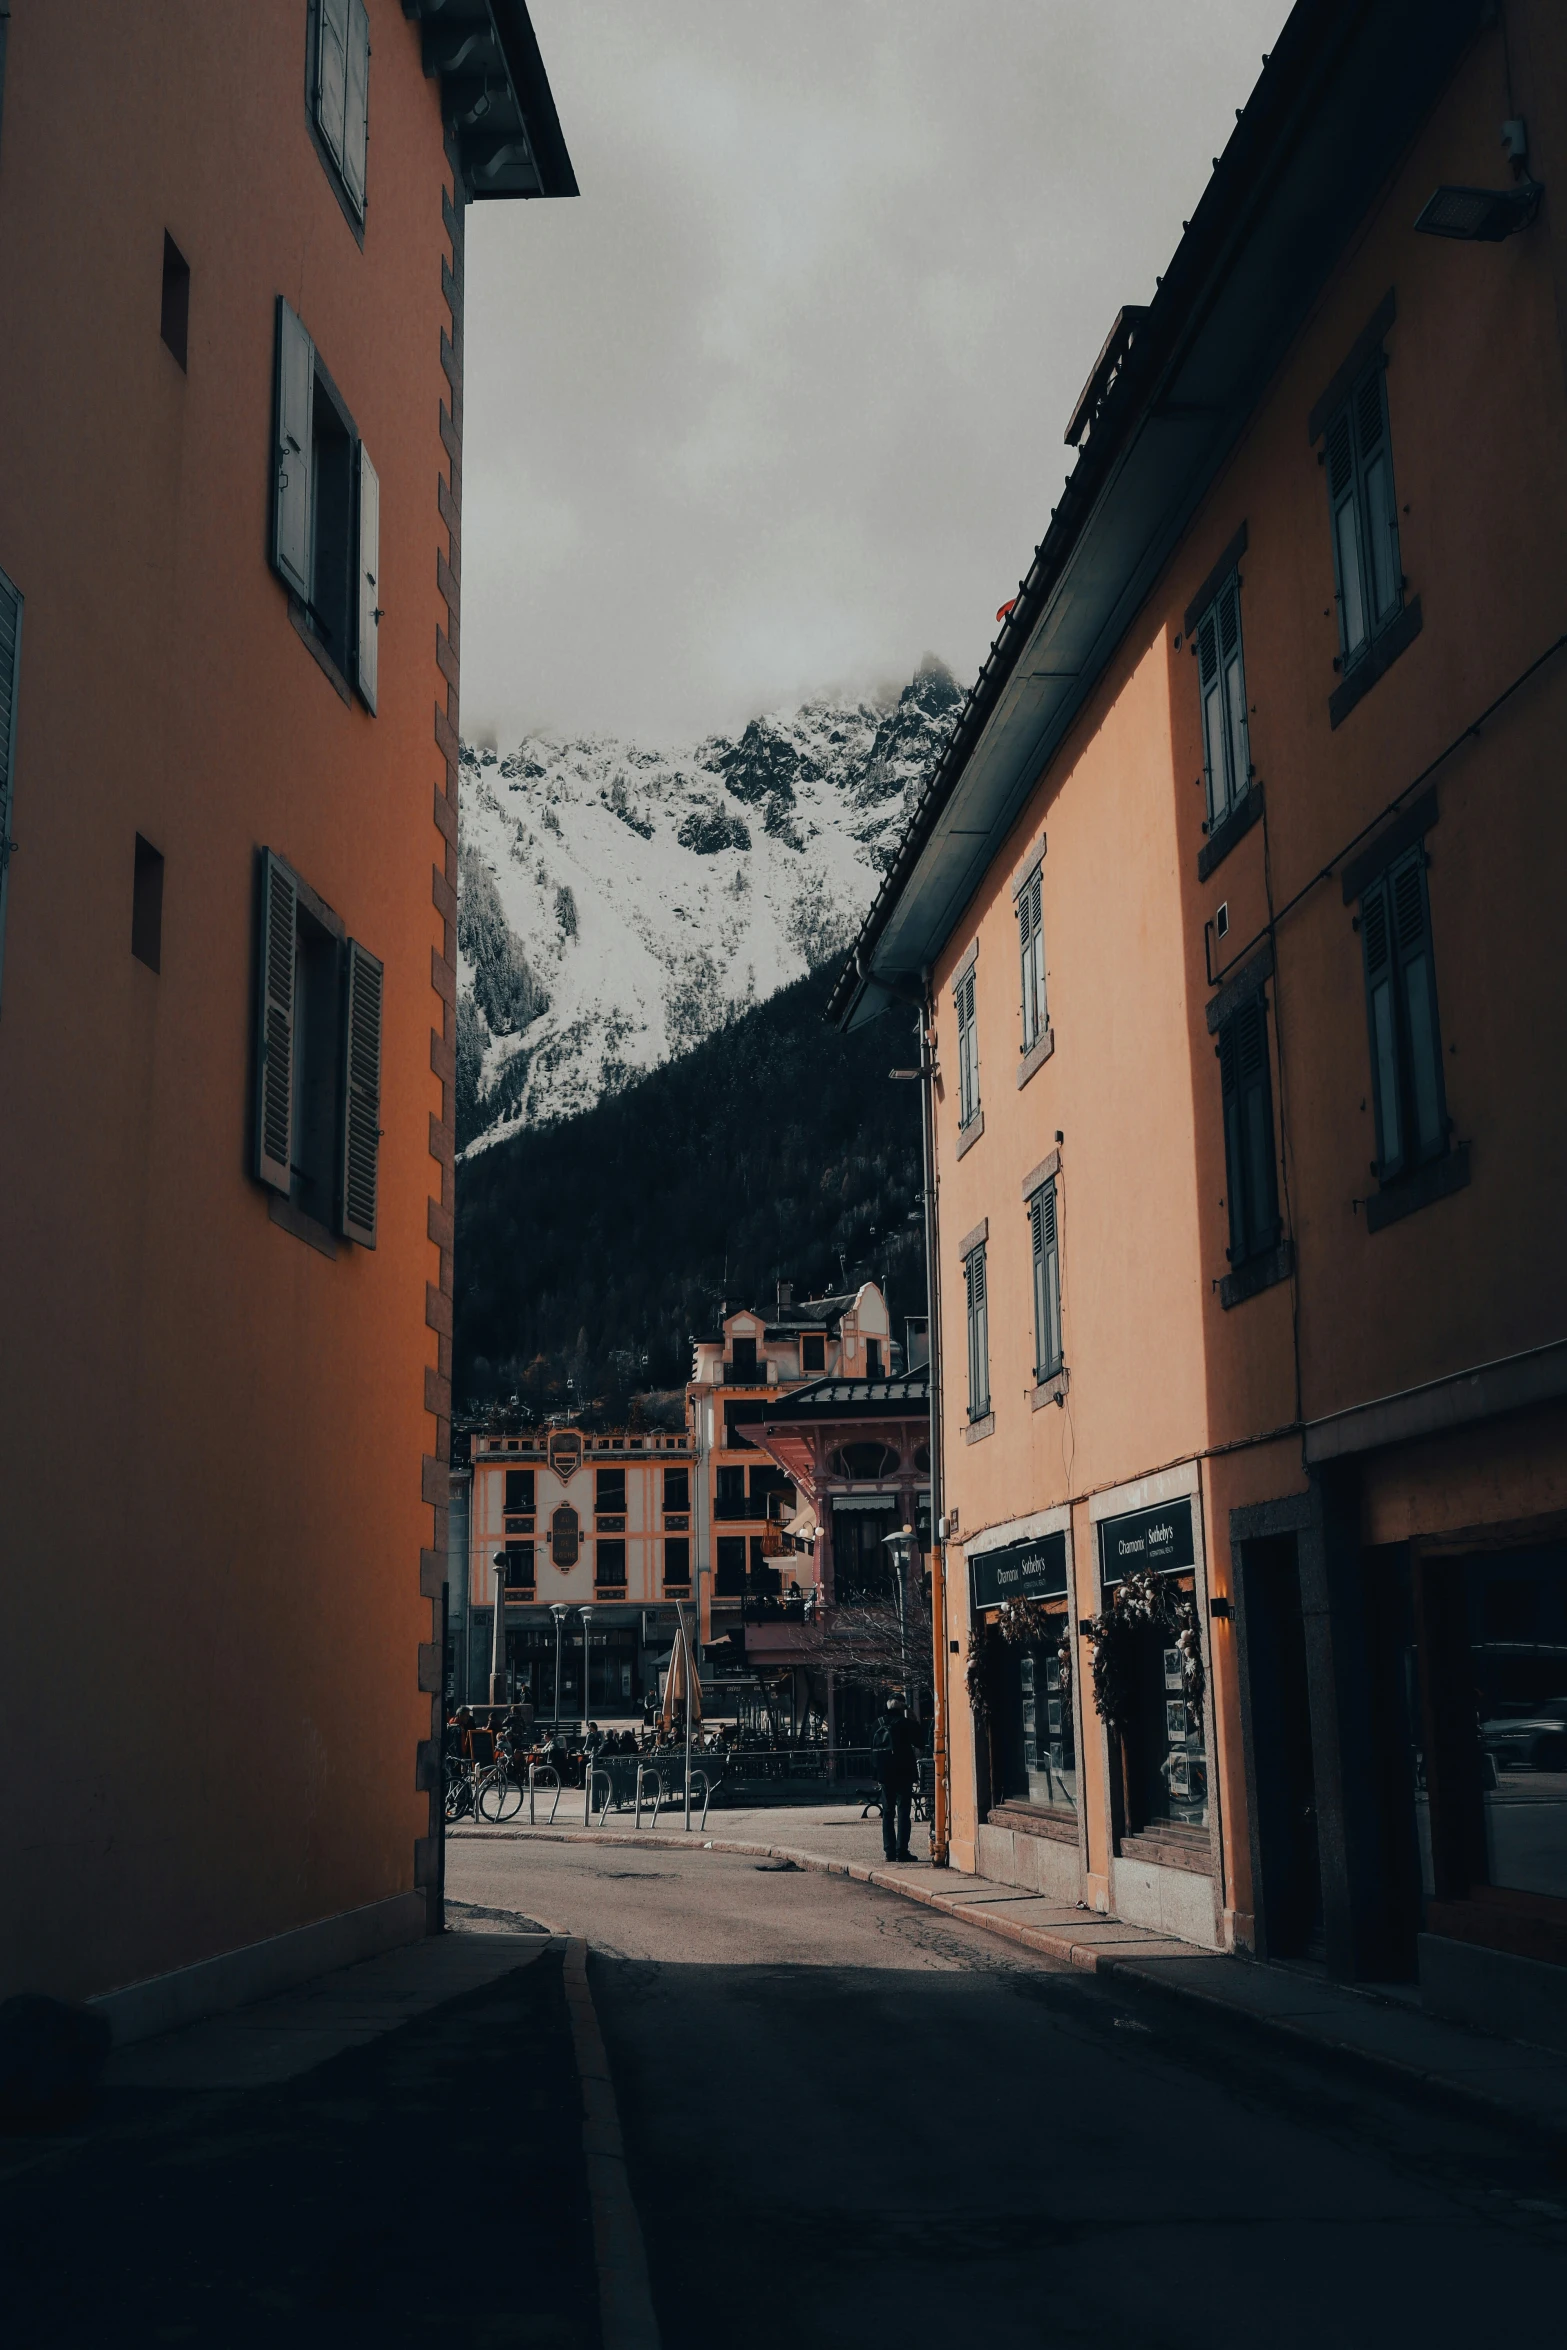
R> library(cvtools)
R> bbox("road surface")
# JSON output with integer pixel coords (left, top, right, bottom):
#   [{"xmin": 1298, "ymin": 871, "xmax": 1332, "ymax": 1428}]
[{"xmin": 450, "ymin": 1833, "xmax": 1567, "ymax": 2350}]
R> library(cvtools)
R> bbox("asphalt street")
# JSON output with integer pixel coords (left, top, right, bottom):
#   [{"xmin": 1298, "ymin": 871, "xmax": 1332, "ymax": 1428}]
[{"xmin": 450, "ymin": 1836, "xmax": 1567, "ymax": 2350}]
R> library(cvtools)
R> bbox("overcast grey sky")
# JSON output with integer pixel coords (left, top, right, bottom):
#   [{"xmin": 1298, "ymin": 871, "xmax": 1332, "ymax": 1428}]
[{"xmin": 462, "ymin": 0, "xmax": 1292, "ymax": 748}]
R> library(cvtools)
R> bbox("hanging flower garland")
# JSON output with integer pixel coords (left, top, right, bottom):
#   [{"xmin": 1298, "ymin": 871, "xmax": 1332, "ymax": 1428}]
[
  {"xmin": 968, "ymin": 1599, "xmax": 1075, "ymax": 1722},
  {"xmin": 965, "ymin": 1622, "xmax": 1003, "ymax": 1721},
  {"xmin": 1086, "ymin": 1567, "xmax": 1203, "ymax": 1733}
]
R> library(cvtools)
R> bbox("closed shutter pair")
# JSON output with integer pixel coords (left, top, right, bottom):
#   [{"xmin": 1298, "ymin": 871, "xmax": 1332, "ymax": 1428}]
[
  {"xmin": 1197, "ymin": 575, "xmax": 1249, "ymax": 828},
  {"xmin": 315, "ymin": 0, "xmax": 371, "ymax": 216},
  {"xmin": 965, "ymin": 1244, "xmax": 989, "ymax": 1419},
  {"xmin": 1360, "ymin": 847, "xmax": 1446, "ymax": 1179},
  {"xmin": 1326, "ymin": 361, "xmax": 1401, "ymax": 665},
  {"xmin": 1217, "ymin": 994, "xmax": 1280, "ymax": 1267},
  {"xmin": 273, "ymin": 300, "xmax": 380, "ymax": 712},
  {"xmin": 0, "ymin": 564, "xmax": 21, "ymax": 1007},
  {"xmin": 1017, "ymin": 869, "xmax": 1046, "ymax": 1052},
  {"xmin": 955, "ymin": 966, "xmax": 979, "ymax": 1124},
  {"xmin": 255, "ymin": 850, "xmax": 382, "ymax": 1248},
  {"xmin": 1029, "ymin": 1180, "xmax": 1062, "ymax": 1380}
]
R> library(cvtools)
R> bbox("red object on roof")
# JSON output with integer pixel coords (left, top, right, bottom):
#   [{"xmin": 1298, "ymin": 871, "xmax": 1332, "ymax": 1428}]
[{"xmin": 996, "ymin": 598, "xmax": 1018, "ymax": 623}]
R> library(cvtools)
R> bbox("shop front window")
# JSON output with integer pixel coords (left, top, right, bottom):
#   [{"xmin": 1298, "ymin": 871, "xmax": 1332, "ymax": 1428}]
[
  {"xmin": 1420, "ymin": 1545, "xmax": 1567, "ymax": 1905},
  {"xmin": 1097, "ymin": 1499, "xmax": 1207, "ymax": 1835},
  {"xmin": 997, "ymin": 1632, "xmax": 1076, "ymax": 1812},
  {"xmin": 1129, "ymin": 1604, "xmax": 1208, "ymax": 1830}
]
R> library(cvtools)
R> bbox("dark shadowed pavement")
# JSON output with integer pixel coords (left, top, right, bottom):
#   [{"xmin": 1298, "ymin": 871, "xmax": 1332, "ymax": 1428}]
[{"xmin": 453, "ymin": 1836, "xmax": 1567, "ymax": 2350}]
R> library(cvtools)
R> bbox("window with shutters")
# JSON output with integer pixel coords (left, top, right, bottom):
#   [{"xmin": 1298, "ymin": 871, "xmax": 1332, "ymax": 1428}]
[
  {"xmin": 1215, "ymin": 992, "xmax": 1281, "ymax": 1269},
  {"xmin": 1324, "ymin": 358, "xmax": 1403, "ymax": 674},
  {"xmin": 503, "ymin": 1542, "xmax": 535, "ymax": 1591},
  {"xmin": 504, "ymin": 1468, "xmax": 535, "ymax": 1514},
  {"xmin": 955, "ymin": 964, "xmax": 980, "ymax": 1128},
  {"xmin": 0, "ymin": 561, "xmax": 23, "ymax": 1011},
  {"xmin": 664, "ymin": 1538, "xmax": 691, "ymax": 1591},
  {"xmin": 1194, "ymin": 574, "xmax": 1250, "ymax": 833},
  {"xmin": 252, "ymin": 848, "xmax": 383, "ymax": 1249},
  {"xmin": 595, "ymin": 1466, "xmax": 626, "ymax": 1520},
  {"xmin": 1017, "ymin": 868, "xmax": 1048, "ymax": 1055},
  {"xmin": 1029, "ymin": 1179, "xmax": 1063, "ymax": 1382},
  {"xmin": 271, "ymin": 299, "xmax": 380, "ymax": 711},
  {"xmin": 1360, "ymin": 845, "xmax": 1448, "ymax": 1186},
  {"xmin": 308, "ymin": 0, "xmax": 371, "ymax": 228},
  {"xmin": 964, "ymin": 1242, "xmax": 990, "ymax": 1421}
]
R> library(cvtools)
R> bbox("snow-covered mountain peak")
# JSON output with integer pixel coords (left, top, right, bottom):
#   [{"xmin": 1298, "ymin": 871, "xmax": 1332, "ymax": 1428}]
[{"xmin": 456, "ymin": 662, "xmax": 959, "ymax": 1155}]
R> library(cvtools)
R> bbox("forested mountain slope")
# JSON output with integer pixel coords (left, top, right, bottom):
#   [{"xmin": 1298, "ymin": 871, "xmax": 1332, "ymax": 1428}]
[{"xmin": 454, "ymin": 964, "xmax": 926, "ymax": 1414}]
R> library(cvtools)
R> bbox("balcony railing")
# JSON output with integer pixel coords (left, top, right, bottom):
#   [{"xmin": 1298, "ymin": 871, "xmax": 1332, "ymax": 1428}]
[{"xmin": 741, "ymin": 1591, "xmax": 818, "ymax": 1625}]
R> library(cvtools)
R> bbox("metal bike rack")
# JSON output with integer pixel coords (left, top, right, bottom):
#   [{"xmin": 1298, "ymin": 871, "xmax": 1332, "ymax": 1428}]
[
  {"xmin": 688, "ymin": 1768, "xmax": 712, "ymax": 1833},
  {"xmin": 635, "ymin": 1764, "xmax": 662, "ymax": 1828},
  {"xmin": 528, "ymin": 1762, "xmax": 563, "ymax": 1827},
  {"xmin": 592, "ymin": 1768, "xmax": 614, "ymax": 1827}
]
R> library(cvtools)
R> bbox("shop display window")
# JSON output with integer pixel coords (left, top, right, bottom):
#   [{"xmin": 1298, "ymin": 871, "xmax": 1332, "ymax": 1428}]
[
  {"xmin": 1419, "ymin": 1545, "xmax": 1567, "ymax": 1905},
  {"xmin": 995, "ymin": 1623, "xmax": 1076, "ymax": 1813}
]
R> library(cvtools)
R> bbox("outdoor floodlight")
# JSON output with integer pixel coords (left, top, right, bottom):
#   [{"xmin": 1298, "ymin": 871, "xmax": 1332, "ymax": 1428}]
[{"xmin": 1414, "ymin": 181, "xmax": 1541, "ymax": 241}]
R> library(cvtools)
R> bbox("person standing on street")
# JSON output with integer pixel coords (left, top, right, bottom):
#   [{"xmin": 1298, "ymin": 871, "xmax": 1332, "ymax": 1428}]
[{"xmin": 871, "ymin": 1695, "xmax": 919, "ymax": 1863}]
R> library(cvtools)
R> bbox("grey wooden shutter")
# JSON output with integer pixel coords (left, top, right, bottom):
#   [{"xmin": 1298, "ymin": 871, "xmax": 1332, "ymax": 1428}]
[
  {"xmin": 1355, "ymin": 365, "xmax": 1401, "ymax": 629},
  {"xmin": 273, "ymin": 299, "xmax": 315, "ymax": 601},
  {"xmin": 1197, "ymin": 605, "xmax": 1224, "ymax": 821},
  {"xmin": 1018, "ymin": 871, "xmax": 1045, "ymax": 1050},
  {"xmin": 1326, "ymin": 404, "xmax": 1366, "ymax": 661},
  {"xmin": 1219, "ymin": 999, "xmax": 1279, "ymax": 1262},
  {"xmin": 1030, "ymin": 1181, "xmax": 1061, "ymax": 1377},
  {"xmin": 0, "ymin": 566, "xmax": 22, "ymax": 1009},
  {"xmin": 957, "ymin": 967, "xmax": 979, "ymax": 1121},
  {"xmin": 316, "ymin": 0, "xmax": 349, "ymax": 172},
  {"xmin": 1237, "ymin": 998, "xmax": 1279, "ymax": 1253},
  {"xmin": 255, "ymin": 851, "xmax": 297, "ymax": 1193},
  {"xmin": 355, "ymin": 440, "xmax": 379, "ymax": 712},
  {"xmin": 337, "ymin": 937, "xmax": 383, "ymax": 1246},
  {"xmin": 342, "ymin": 0, "xmax": 371, "ymax": 215},
  {"xmin": 1218, "ymin": 1015, "xmax": 1245, "ymax": 1259},
  {"xmin": 1217, "ymin": 578, "xmax": 1248, "ymax": 804},
  {"xmin": 1389, "ymin": 848, "xmax": 1445, "ymax": 1161},
  {"xmin": 1359, "ymin": 875, "xmax": 1404, "ymax": 1177},
  {"xmin": 966, "ymin": 1245, "xmax": 989, "ymax": 1417}
]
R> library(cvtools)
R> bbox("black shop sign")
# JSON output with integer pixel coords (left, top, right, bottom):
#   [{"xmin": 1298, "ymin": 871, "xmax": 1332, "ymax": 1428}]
[
  {"xmin": 1098, "ymin": 1497, "xmax": 1195, "ymax": 1586},
  {"xmin": 970, "ymin": 1529, "xmax": 1068, "ymax": 1612}
]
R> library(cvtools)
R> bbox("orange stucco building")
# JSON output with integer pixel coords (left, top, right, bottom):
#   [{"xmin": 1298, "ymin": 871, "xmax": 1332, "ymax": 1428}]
[
  {"xmin": 463, "ymin": 1425, "xmax": 696, "ymax": 1717},
  {"xmin": 0, "ymin": 5, "xmax": 573, "ymax": 2030},
  {"xmin": 836, "ymin": 0, "xmax": 1567, "ymax": 2046}
]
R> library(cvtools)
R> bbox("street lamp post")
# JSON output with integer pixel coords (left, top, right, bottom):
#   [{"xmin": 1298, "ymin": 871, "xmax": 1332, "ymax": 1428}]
[
  {"xmin": 491, "ymin": 1552, "xmax": 510, "ymax": 1704},
  {"xmin": 578, "ymin": 1604, "xmax": 595, "ymax": 1733},
  {"xmin": 551, "ymin": 1602, "xmax": 568, "ymax": 1729}
]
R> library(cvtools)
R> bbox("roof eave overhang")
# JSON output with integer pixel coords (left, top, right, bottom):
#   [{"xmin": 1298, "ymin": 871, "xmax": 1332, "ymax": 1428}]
[
  {"xmin": 829, "ymin": 0, "xmax": 1483, "ymax": 1030},
  {"xmin": 409, "ymin": 0, "xmax": 578, "ymax": 200}
]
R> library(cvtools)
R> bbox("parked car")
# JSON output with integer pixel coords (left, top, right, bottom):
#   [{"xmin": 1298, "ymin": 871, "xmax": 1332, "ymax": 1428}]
[{"xmin": 1480, "ymin": 1698, "xmax": 1567, "ymax": 1771}]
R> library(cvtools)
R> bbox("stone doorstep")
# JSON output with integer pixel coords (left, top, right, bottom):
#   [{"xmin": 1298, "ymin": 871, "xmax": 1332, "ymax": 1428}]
[{"xmin": 469, "ymin": 1823, "xmax": 1567, "ymax": 2139}]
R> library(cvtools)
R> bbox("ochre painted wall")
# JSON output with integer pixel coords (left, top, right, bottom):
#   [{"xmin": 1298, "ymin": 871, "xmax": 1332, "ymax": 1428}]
[
  {"xmin": 0, "ymin": 5, "xmax": 455, "ymax": 1998},
  {"xmin": 931, "ymin": 10, "xmax": 1567, "ymax": 1918}
]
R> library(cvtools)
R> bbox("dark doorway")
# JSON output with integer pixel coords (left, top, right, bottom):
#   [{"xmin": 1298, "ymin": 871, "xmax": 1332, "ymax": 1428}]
[{"xmin": 1240, "ymin": 1535, "xmax": 1323, "ymax": 1959}]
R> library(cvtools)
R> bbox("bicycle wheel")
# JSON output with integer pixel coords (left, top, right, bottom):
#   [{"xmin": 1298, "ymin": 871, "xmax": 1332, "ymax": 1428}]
[
  {"xmin": 493, "ymin": 1772, "xmax": 523, "ymax": 1821},
  {"xmin": 476, "ymin": 1767, "xmax": 513, "ymax": 1822},
  {"xmin": 444, "ymin": 1765, "xmax": 473, "ymax": 1822}
]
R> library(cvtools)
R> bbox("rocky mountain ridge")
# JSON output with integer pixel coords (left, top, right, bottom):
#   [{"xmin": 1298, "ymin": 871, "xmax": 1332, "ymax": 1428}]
[{"xmin": 455, "ymin": 659, "xmax": 959, "ymax": 1153}]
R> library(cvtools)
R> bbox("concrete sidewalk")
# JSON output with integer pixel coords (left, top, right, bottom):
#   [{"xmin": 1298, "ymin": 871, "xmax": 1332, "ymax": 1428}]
[
  {"xmin": 452, "ymin": 1806, "xmax": 1567, "ymax": 2144},
  {"xmin": 2, "ymin": 1928, "xmax": 609, "ymax": 2345}
]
